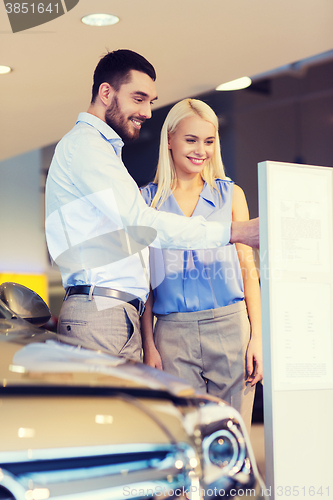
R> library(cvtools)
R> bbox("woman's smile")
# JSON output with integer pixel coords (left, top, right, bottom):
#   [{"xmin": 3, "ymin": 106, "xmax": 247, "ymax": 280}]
[{"xmin": 186, "ymin": 156, "xmax": 207, "ymax": 165}]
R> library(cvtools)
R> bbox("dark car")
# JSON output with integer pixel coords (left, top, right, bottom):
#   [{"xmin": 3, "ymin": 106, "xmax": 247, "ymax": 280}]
[{"xmin": 0, "ymin": 282, "xmax": 266, "ymax": 500}]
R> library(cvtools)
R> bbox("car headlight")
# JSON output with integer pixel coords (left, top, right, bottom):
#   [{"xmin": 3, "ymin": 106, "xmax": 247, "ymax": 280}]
[
  {"xmin": 184, "ymin": 401, "xmax": 264, "ymax": 499},
  {"xmin": 203, "ymin": 426, "xmax": 246, "ymax": 473}
]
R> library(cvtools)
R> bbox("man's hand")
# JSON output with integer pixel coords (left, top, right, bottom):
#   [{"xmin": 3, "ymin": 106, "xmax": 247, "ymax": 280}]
[{"xmin": 230, "ymin": 218, "xmax": 259, "ymax": 248}]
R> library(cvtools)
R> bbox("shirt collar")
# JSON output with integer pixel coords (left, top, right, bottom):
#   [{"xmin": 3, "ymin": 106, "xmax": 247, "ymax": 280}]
[
  {"xmin": 76, "ymin": 112, "xmax": 124, "ymax": 146},
  {"xmin": 199, "ymin": 182, "xmax": 217, "ymax": 206}
]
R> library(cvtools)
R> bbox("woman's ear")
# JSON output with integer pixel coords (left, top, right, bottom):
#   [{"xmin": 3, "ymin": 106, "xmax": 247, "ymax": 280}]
[{"xmin": 167, "ymin": 132, "xmax": 172, "ymax": 149}]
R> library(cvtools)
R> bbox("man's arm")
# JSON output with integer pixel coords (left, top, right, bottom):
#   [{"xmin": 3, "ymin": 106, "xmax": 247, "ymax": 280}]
[
  {"xmin": 69, "ymin": 130, "xmax": 258, "ymax": 249},
  {"xmin": 69, "ymin": 132, "xmax": 231, "ymax": 249},
  {"xmin": 230, "ymin": 218, "xmax": 259, "ymax": 248}
]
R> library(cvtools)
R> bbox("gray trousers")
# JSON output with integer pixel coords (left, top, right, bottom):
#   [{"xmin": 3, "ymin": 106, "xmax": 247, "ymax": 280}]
[
  {"xmin": 57, "ymin": 294, "xmax": 142, "ymax": 361},
  {"xmin": 154, "ymin": 301, "xmax": 255, "ymax": 432}
]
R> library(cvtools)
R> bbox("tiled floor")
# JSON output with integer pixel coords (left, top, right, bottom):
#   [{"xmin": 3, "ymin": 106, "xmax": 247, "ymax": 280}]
[{"xmin": 250, "ymin": 423, "xmax": 265, "ymax": 482}]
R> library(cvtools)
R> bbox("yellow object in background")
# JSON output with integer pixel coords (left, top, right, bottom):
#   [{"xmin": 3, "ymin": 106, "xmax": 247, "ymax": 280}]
[{"xmin": 0, "ymin": 273, "xmax": 48, "ymax": 305}]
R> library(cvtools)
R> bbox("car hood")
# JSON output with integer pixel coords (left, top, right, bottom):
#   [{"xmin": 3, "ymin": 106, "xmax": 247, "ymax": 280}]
[
  {"xmin": 0, "ymin": 317, "xmax": 200, "ymax": 459},
  {"xmin": 0, "ymin": 318, "xmax": 195, "ymax": 398}
]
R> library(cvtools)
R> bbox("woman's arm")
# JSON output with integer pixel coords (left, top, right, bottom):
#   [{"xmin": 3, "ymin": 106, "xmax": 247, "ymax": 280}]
[
  {"xmin": 140, "ymin": 290, "xmax": 163, "ymax": 370},
  {"xmin": 232, "ymin": 185, "xmax": 263, "ymax": 386}
]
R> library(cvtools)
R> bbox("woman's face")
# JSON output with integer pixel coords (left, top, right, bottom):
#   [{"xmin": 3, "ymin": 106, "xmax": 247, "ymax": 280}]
[{"xmin": 168, "ymin": 115, "xmax": 216, "ymax": 179}]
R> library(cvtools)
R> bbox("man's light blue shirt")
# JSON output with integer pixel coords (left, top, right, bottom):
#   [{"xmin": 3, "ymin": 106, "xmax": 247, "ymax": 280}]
[{"xmin": 45, "ymin": 113, "xmax": 231, "ymax": 299}]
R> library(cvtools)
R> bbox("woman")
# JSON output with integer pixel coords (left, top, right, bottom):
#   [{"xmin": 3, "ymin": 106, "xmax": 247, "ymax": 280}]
[{"xmin": 140, "ymin": 99, "xmax": 262, "ymax": 432}]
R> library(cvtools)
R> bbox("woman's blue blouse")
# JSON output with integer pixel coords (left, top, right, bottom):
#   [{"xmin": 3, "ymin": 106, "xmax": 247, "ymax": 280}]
[{"xmin": 140, "ymin": 179, "xmax": 244, "ymax": 315}]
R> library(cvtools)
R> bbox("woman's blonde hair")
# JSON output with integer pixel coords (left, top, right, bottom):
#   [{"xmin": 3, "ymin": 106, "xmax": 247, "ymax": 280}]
[{"xmin": 151, "ymin": 98, "xmax": 226, "ymax": 208}]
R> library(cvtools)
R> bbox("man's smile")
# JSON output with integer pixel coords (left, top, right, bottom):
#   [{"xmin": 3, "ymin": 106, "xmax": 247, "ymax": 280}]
[{"xmin": 131, "ymin": 118, "xmax": 144, "ymax": 129}]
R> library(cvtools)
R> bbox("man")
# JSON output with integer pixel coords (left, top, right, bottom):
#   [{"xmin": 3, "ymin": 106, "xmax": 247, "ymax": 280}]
[{"xmin": 45, "ymin": 49, "xmax": 259, "ymax": 361}]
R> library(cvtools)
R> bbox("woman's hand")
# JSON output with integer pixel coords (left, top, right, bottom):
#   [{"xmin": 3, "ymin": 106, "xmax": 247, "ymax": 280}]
[
  {"xmin": 143, "ymin": 345, "xmax": 163, "ymax": 370},
  {"xmin": 246, "ymin": 335, "xmax": 263, "ymax": 386},
  {"xmin": 141, "ymin": 289, "xmax": 163, "ymax": 369}
]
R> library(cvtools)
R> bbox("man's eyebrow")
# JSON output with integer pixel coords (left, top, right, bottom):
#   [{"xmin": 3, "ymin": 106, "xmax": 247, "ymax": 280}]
[{"xmin": 132, "ymin": 91, "xmax": 158, "ymax": 101}]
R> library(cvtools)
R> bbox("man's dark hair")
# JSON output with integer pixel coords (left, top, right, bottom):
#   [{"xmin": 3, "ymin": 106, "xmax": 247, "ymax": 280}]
[{"xmin": 91, "ymin": 49, "xmax": 156, "ymax": 103}]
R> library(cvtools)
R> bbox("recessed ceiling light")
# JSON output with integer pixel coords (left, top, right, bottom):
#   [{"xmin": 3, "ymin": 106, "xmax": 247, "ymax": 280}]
[
  {"xmin": 81, "ymin": 13, "xmax": 120, "ymax": 27},
  {"xmin": 0, "ymin": 65, "xmax": 12, "ymax": 75},
  {"xmin": 216, "ymin": 76, "xmax": 252, "ymax": 91}
]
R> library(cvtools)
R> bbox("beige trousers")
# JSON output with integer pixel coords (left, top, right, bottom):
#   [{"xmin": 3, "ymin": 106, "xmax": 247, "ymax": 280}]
[
  {"xmin": 154, "ymin": 301, "xmax": 255, "ymax": 432},
  {"xmin": 58, "ymin": 294, "xmax": 142, "ymax": 361}
]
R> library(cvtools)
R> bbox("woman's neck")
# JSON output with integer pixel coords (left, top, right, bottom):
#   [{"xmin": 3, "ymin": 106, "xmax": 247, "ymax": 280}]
[
  {"xmin": 174, "ymin": 174, "xmax": 204, "ymax": 192},
  {"xmin": 172, "ymin": 174, "xmax": 204, "ymax": 217}
]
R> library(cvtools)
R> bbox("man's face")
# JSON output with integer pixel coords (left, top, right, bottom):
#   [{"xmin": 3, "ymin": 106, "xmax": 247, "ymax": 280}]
[{"xmin": 105, "ymin": 70, "xmax": 157, "ymax": 142}]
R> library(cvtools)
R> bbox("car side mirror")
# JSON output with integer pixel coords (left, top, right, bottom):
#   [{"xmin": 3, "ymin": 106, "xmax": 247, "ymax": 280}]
[{"xmin": 0, "ymin": 282, "xmax": 51, "ymax": 327}]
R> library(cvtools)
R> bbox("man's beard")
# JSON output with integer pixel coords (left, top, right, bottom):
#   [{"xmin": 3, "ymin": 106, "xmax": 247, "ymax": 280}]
[{"xmin": 105, "ymin": 94, "xmax": 140, "ymax": 142}]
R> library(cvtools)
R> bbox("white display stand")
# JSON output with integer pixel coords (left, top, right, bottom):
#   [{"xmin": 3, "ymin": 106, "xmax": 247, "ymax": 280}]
[{"xmin": 258, "ymin": 161, "xmax": 333, "ymax": 500}]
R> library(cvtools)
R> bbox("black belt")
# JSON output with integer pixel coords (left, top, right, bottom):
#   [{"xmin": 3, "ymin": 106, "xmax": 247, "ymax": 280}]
[{"xmin": 65, "ymin": 285, "xmax": 145, "ymax": 316}]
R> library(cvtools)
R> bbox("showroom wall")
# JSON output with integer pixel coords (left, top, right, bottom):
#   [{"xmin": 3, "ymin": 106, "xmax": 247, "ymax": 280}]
[
  {"xmin": 232, "ymin": 58, "xmax": 333, "ymax": 217},
  {"xmin": 0, "ymin": 149, "xmax": 47, "ymax": 273}
]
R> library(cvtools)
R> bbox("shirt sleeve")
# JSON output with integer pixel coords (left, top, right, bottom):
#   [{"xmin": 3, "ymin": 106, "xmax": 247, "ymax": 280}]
[{"xmin": 70, "ymin": 130, "xmax": 231, "ymax": 250}]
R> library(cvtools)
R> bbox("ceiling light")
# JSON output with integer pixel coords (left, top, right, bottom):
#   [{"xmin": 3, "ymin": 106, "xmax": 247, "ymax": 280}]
[
  {"xmin": 0, "ymin": 65, "xmax": 12, "ymax": 74},
  {"xmin": 18, "ymin": 427, "xmax": 36, "ymax": 438},
  {"xmin": 216, "ymin": 76, "xmax": 252, "ymax": 91},
  {"xmin": 81, "ymin": 13, "xmax": 120, "ymax": 27},
  {"xmin": 9, "ymin": 364, "xmax": 26, "ymax": 373},
  {"xmin": 95, "ymin": 414, "xmax": 113, "ymax": 424}
]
